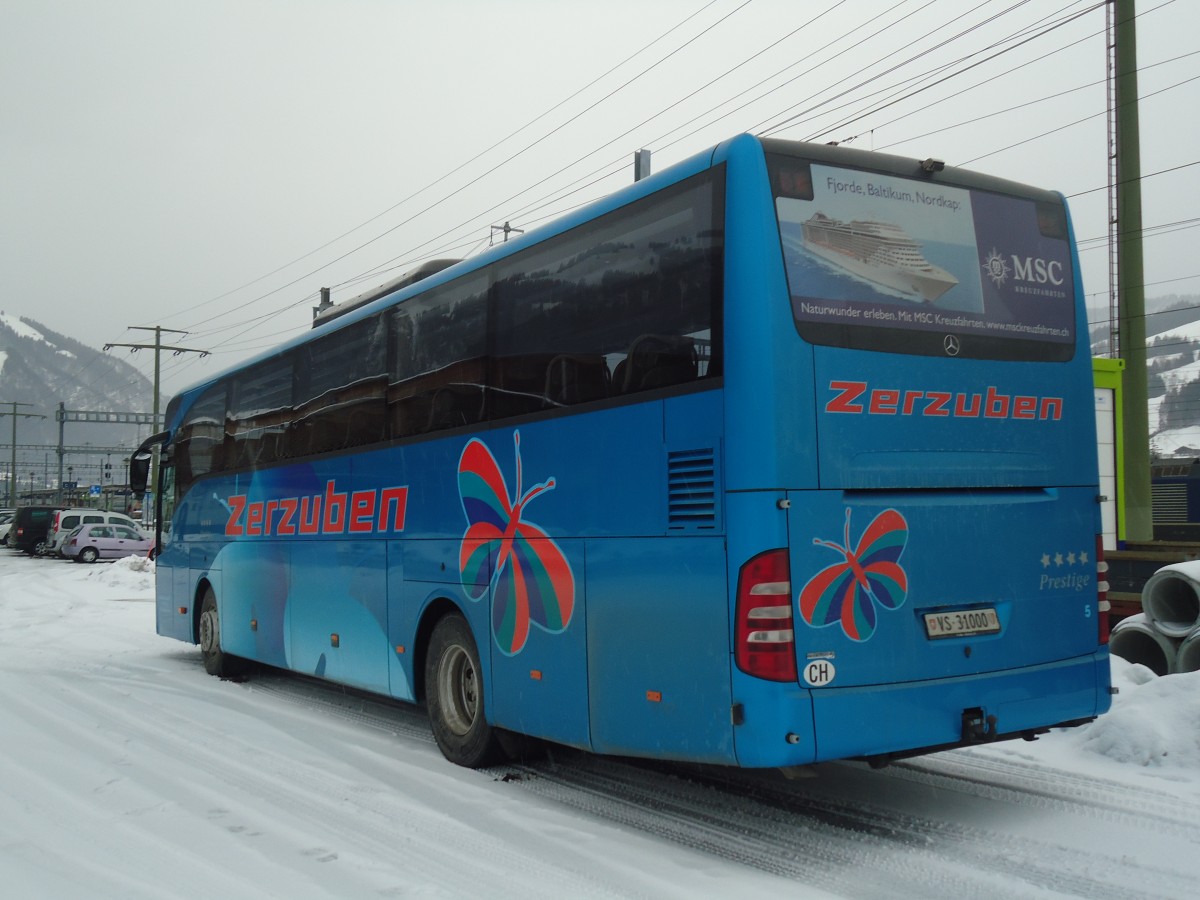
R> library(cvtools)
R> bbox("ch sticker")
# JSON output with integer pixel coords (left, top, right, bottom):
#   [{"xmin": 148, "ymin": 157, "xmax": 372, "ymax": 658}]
[{"xmin": 803, "ymin": 659, "xmax": 837, "ymax": 687}]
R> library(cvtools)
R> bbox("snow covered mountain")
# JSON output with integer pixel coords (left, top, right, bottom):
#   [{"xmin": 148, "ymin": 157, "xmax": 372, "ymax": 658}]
[
  {"xmin": 1143, "ymin": 294, "xmax": 1200, "ymax": 458},
  {"xmin": 0, "ymin": 311, "xmax": 154, "ymax": 456},
  {"xmin": 1091, "ymin": 293, "xmax": 1200, "ymax": 460}
]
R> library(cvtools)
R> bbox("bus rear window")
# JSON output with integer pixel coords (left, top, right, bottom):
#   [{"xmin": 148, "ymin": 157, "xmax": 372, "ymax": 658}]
[{"xmin": 768, "ymin": 155, "xmax": 1076, "ymax": 361}]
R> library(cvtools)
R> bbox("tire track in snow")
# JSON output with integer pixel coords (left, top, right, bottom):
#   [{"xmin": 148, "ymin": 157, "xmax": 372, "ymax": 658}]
[
  {"xmin": 503, "ymin": 755, "xmax": 1192, "ymax": 900},
  {"xmin": 208, "ymin": 669, "xmax": 1199, "ymax": 899},
  {"xmin": 893, "ymin": 750, "xmax": 1200, "ymax": 841},
  {"xmin": 31, "ymin": 666, "xmax": 651, "ymax": 900}
]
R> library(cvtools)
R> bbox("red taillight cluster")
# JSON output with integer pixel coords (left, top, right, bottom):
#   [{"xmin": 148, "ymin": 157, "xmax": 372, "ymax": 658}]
[
  {"xmin": 1096, "ymin": 534, "xmax": 1110, "ymax": 645},
  {"xmin": 735, "ymin": 549, "xmax": 797, "ymax": 682}
]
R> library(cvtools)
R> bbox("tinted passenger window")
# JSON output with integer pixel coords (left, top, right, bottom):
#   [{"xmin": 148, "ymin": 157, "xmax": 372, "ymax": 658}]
[
  {"xmin": 228, "ymin": 357, "xmax": 293, "ymax": 470},
  {"xmin": 290, "ymin": 317, "xmax": 390, "ymax": 456},
  {"xmin": 168, "ymin": 168, "xmax": 725, "ymax": 481},
  {"xmin": 492, "ymin": 169, "xmax": 723, "ymax": 414},
  {"xmin": 389, "ymin": 273, "xmax": 489, "ymax": 437},
  {"xmin": 175, "ymin": 384, "xmax": 227, "ymax": 493}
]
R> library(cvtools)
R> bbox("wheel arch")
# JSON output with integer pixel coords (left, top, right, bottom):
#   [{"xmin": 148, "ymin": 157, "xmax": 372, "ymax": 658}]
[
  {"xmin": 191, "ymin": 577, "xmax": 216, "ymax": 645},
  {"xmin": 413, "ymin": 595, "xmax": 470, "ymax": 706}
]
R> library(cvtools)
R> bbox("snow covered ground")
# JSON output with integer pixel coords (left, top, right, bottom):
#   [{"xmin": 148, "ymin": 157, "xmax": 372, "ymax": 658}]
[{"xmin": 3, "ymin": 551, "xmax": 1199, "ymax": 899}]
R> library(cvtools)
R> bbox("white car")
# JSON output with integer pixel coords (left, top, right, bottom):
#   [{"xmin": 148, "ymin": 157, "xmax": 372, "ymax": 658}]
[
  {"xmin": 0, "ymin": 510, "xmax": 13, "ymax": 547},
  {"xmin": 61, "ymin": 523, "xmax": 155, "ymax": 563},
  {"xmin": 45, "ymin": 508, "xmax": 149, "ymax": 557}
]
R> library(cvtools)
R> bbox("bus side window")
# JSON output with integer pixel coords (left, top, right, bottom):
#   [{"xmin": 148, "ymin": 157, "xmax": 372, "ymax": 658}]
[
  {"xmin": 174, "ymin": 384, "xmax": 228, "ymax": 494},
  {"xmin": 228, "ymin": 357, "xmax": 292, "ymax": 469},
  {"xmin": 291, "ymin": 316, "xmax": 390, "ymax": 457},
  {"xmin": 613, "ymin": 334, "xmax": 698, "ymax": 394},
  {"xmin": 388, "ymin": 274, "xmax": 489, "ymax": 438},
  {"xmin": 544, "ymin": 353, "xmax": 611, "ymax": 407},
  {"xmin": 491, "ymin": 168, "xmax": 722, "ymax": 416}
]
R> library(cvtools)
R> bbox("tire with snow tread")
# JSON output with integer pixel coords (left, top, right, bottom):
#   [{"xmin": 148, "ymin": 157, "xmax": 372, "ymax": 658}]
[
  {"xmin": 198, "ymin": 587, "xmax": 243, "ymax": 678},
  {"xmin": 425, "ymin": 613, "xmax": 503, "ymax": 768}
]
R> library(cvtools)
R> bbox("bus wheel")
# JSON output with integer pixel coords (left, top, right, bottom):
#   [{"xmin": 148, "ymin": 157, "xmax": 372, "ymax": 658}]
[
  {"xmin": 425, "ymin": 613, "xmax": 502, "ymax": 768},
  {"xmin": 198, "ymin": 588, "xmax": 242, "ymax": 678}
]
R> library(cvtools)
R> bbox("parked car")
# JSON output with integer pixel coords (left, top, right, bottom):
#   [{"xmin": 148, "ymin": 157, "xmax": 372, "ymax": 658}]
[
  {"xmin": 0, "ymin": 510, "xmax": 14, "ymax": 547},
  {"xmin": 45, "ymin": 508, "xmax": 149, "ymax": 557},
  {"xmin": 61, "ymin": 523, "xmax": 155, "ymax": 563},
  {"xmin": 8, "ymin": 506, "xmax": 60, "ymax": 555}
]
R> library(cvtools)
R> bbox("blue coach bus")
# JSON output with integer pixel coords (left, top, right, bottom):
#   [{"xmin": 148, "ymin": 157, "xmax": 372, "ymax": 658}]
[{"xmin": 133, "ymin": 133, "xmax": 1111, "ymax": 769}]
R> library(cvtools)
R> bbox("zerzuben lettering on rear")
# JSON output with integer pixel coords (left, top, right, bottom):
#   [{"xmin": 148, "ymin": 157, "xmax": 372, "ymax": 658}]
[{"xmin": 824, "ymin": 380, "xmax": 1063, "ymax": 421}]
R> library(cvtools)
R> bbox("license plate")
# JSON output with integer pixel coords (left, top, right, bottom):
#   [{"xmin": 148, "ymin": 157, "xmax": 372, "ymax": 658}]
[{"xmin": 923, "ymin": 608, "xmax": 1000, "ymax": 639}]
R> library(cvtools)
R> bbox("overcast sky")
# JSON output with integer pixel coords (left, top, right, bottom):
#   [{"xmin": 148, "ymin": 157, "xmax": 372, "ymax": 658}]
[{"xmin": 3, "ymin": 0, "xmax": 1197, "ymax": 399}]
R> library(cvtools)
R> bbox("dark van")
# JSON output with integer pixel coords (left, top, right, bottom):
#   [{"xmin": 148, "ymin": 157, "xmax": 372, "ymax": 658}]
[{"xmin": 10, "ymin": 506, "xmax": 58, "ymax": 555}]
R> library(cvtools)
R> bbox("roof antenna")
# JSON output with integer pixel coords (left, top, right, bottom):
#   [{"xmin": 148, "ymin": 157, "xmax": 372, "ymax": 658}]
[{"xmin": 634, "ymin": 149, "xmax": 652, "ymax": 182}]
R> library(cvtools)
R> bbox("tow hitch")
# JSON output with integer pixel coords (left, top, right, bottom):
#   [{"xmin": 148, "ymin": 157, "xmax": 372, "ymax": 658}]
[{"xmin": 962, "ymin": 707, "xmax": 998, "ymax": 743}]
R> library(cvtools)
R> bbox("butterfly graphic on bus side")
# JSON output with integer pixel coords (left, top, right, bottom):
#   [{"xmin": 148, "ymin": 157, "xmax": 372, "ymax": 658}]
[
  {"xmin": 799, "ymin": 508, "xmax": 909, "ymax": 642},
  {"xmin": 457, "ymin": 431, "xmax": 575, "ymax": 655}
]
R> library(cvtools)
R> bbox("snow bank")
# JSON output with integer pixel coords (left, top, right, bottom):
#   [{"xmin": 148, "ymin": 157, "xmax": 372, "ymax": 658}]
[
  {"xmin": 1067, "ymin": 657, "xmax": 1200, "ymax": 769},
  {"xmin": 83, "ymin": 556, "xmax": 156, "ymax": 592}
]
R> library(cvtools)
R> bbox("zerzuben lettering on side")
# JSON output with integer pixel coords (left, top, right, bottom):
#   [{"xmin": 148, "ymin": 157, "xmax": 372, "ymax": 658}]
[{"xmin": 225, "ymin": 481, "xmax": 409, "ymax": 537}]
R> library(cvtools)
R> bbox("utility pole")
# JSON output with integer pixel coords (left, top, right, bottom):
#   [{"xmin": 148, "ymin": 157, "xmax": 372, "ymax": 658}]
[
  {"xmin": 0, "ymin": 401, "xmax": 44, "ymax": 506},
  {"xmin": 1113, "ymin": 0, "xmax": 1151, "ymax": 543},
  {"xmin": 104, "ymin": 327, "xmax": 209, "ymax": 510}
]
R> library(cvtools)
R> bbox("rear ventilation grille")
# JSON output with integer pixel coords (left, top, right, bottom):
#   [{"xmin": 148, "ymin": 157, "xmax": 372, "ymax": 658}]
[{"xmin": 668, "ymin": 449, "xmax": 717, "ymax": 529}]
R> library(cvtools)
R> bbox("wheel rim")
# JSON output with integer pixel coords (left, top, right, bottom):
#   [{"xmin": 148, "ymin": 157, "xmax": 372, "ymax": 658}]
[
  {"xmin": 199, "ymin": 605, "xmax": 219, "ymax": 654},
  {"xmin": 437, "ymin": 643, "xmax": 479, "ymax": 737}
]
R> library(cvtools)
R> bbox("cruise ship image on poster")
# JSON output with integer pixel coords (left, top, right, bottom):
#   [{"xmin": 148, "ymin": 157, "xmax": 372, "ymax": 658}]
[{"xmin": 801, "ymin": 212, "xmax": 959, "ymax": 303}]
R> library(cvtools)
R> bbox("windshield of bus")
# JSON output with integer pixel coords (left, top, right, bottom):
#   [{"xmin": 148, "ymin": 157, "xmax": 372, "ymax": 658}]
[{"xmin": 767, "ymin": 153, "xmax": 1076, "ymax": 361}]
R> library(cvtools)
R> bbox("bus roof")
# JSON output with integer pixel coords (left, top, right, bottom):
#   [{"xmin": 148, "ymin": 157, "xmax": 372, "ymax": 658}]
[
  {"xmin": 165, "ymin": 138, "xmax": 725, "ymax": 424},
  {"xmin": 163, "ymin": 132, "xmax": 1066, "ymax": 430}
]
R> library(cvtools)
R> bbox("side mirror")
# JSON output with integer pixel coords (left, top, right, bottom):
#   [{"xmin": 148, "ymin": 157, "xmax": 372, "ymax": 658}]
[{"xmin": 129, "ymin": 431, "xmax": 169, "ymax": 494}]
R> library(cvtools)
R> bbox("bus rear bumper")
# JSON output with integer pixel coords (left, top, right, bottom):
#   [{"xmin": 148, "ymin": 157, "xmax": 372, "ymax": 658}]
[{"xmin": 809, "ymin": 650, "xmax": 1112, "ymax": 764}]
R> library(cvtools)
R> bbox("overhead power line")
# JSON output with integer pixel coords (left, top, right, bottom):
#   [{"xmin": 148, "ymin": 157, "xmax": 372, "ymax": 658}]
[
  {"xmin": 962, "ymin": 71, "xmax": 1200, "ymax": 165},
  {"xmin": 172, "ymin": 2, "xmax": 1031, "ymax": 345},
  {"xmin": 783, "ymin": 2, "xmax": 1105, "ymax": 142},
  {"xmin": 161, "ymin": 0, "xmax": 1196, "ymax": 390},
  {"xmin": 165, "ymin": 0, "xmax": 744, "ymax": 334},
  {"xmin": 1067, "ymin": 159, "xmax": 1200, "ymax": 198},
  {"xmin": 876, "ymin": 47, "xmax": 1200, "ymax": 150}
]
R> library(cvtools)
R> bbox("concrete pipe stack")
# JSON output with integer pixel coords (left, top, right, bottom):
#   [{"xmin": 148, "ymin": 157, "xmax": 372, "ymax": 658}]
[{"xmin": 1110, "ymin": 562, "xmax": 1200, "ymax": 675}]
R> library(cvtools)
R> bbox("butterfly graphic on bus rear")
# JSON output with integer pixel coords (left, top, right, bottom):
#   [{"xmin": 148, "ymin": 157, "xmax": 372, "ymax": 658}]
[
  {"xmin": 799, "ymin": 508, "xmax": 909, "ymax": 642},
  {"xmin": 458, "ymin": 431, "xmax": 575, "ymax": 655}
]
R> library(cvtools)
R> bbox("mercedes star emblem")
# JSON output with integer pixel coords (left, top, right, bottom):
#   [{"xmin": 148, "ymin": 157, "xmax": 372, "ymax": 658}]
[{"xmin": 943, "ymin": 334, "xmax": 961, "ymax": 357}]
